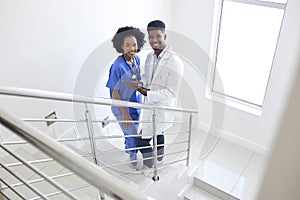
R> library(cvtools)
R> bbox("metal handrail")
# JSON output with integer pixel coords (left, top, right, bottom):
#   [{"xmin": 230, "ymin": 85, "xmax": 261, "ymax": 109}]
[
  {"xmin": 0, "ymin": 86, "xmax": 198, "ymax": 113},
  {"xmin": 1, "ymin": 137, "xmax": 190, "ymax": 169},
  {"xmin": 1, "ymin": 130, "xmax": 189, "ymax": 146},
  {"xmin": 29, "ymin": 184, "xmax": 91, "ymax": 200},
  {"xmin": 0, "ymin": 86, "xmax": 197, "ymax": 199},
  {"xmin": 0, "ymin": 162, "xmax": 49, "ymax": 200},
  {"xmin": 21, "ymin": 118, "xmax": 188, "ymax": 124},
  {"xmin": 1, "ymin": 171, "xmax": 74, "ymax": 190},
  {"xmin": 0, "ymin": 178, "xmax": 25, "ymax": 200},
  {"xmin": 0, "ymin": 169, "xmax": 74, "ymax": 190},
  {"xmin": 0, "ymin": 108, "xmax": 153, "ymax": 200}
]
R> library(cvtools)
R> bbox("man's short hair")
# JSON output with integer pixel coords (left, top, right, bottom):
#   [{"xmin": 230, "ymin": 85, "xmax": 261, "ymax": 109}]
[{"xmin": 147, "ymin": 20, "xmax": 165, "ymax": 32}]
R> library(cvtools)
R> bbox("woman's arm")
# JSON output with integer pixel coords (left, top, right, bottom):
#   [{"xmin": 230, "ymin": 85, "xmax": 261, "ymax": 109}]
[{"xmin": 112, "ymin": 89, "xmax": 132, "ymax": 130}]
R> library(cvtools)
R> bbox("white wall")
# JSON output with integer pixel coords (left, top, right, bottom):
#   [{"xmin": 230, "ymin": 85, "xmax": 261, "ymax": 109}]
[
  {"xmin": 258, "ymin": 46, "xmax": 300, "ymax": 200},
  {"xmin": 258, "ymin": 1, "xmax": 300, "ymax": 196},
  {"xmin": 0, "ymin": 0, "xmax": 172, "ymax": 93},
  {"xmin": 0, "ymin": 0, "xmax": 172, "ymax": 137},
  {"xmin": 170, "ymin": 0, "xmax": 300, "ymax": 154}
]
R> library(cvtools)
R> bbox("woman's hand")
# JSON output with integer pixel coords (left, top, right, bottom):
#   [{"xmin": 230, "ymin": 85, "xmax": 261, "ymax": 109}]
[
  {"xmin": 111, "ymin": 89, "xmax": 133, "ymax": 130},
  {"xmin": 122, "ymin": 112, "xmax": 132, "ymax": 130}
]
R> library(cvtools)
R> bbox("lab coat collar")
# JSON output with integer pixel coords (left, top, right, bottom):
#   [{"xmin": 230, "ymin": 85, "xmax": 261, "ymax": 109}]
[{"xmin": 152, "ymin": 44, "xmax": 172, "ymax": 59}]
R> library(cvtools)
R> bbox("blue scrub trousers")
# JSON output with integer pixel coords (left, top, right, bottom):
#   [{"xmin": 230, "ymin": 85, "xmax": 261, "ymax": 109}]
[{"xmin": 115, "ymin": 110, "xmax": 139, "ymax": 164}]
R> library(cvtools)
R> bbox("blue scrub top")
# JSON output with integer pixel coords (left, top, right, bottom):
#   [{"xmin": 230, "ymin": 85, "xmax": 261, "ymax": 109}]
[{"xmin": 106, "ymin": 55, "xmax": 142, "ymax": 116}]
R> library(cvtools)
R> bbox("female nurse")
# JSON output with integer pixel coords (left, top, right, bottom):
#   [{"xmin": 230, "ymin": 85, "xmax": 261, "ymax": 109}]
[{"xmin": 106, "ymin": 26, "xmax": 145, "ymax": 168}]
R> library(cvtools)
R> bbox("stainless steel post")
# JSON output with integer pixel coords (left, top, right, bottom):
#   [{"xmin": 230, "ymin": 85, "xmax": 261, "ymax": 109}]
[
  {"xmin": 152, "ymin": 110, "xmax": 159, "ymax": 181},
  {"xmin": 186, "ymin": 113, "xmax": 193, "ymax": 167},
  {"xmin": 84, "ymin": 104, "xmax": 105, "ymax": 200}
]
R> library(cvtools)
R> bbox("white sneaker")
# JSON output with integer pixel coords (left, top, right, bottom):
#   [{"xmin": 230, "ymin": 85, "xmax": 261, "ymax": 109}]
[
  {"xmin": 129, "ymin": 163, "xmax": 143, "ymax": 171},
  {"xmin": 129, "ymin": 154, "xmax": 143, "ymax": 171}
]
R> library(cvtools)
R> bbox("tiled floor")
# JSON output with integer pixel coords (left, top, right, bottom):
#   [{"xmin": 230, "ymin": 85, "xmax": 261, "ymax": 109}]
[
  {"xmin": 0, "ymin": 125, "xmax": 268, "ymax": 200},
  {"xmin": 106, "ymin": 129, "xmax": 269, "ymax": 200},
  {"xmin": 189, "ymin": 131, "xmax": 268, "ymax": 200},
  {"xmin": 98, "ymin": 128, "xmax": 268, "ymax": 200}
]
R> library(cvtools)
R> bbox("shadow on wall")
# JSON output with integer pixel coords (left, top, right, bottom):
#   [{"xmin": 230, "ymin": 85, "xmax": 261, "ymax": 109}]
[{"xmin": 72, "ymin": 29, "xmax": 226, "ymax": 159}]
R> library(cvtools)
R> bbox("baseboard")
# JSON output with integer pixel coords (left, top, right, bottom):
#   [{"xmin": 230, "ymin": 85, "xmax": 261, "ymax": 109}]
[
  {"xmin": 221, "ymin": 130, "xmax": 270, "ymax": 155},
  {"xmin": 197, "ymin": 122, "xmax": 270, "ymax": 155}
]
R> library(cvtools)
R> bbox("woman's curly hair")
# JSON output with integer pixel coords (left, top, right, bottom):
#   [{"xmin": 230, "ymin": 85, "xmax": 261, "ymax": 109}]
[{"xmin": 112, "ymin": 26, "xmax": 146, "ymax": 53}]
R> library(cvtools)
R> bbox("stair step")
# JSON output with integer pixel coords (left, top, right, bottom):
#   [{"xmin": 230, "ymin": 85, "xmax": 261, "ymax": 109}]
[
  {"xmin": 193, "ymin": 177, "xmax": 239, "ymax": 200},
  {"xmin": 140, "ymin": 164, "xmax": 195, "ymax": 200},
  {"xmin": 192, "ymin": 156, "xmax": 242, "ymax": 200},
  {"xmin": 183, "ymin": 185, "xmax": 223, "ymax": 200}
]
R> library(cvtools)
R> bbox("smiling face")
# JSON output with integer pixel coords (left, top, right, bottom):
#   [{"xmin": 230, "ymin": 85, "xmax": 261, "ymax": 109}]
[
  {"xmin": 121, "ymin": 35, "xmax": 138, "ymax": 61},
  {"xmin": 148, "ymin": 29, "xmax": 166, "ymax": 51}
]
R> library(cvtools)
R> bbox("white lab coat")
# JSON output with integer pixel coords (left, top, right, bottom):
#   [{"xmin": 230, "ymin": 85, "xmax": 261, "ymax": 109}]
[{"xmin": 139, "ymin": 45, "xmax": 184, "ymax": 138}]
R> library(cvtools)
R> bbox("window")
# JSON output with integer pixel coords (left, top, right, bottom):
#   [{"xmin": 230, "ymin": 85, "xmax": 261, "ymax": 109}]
[{"xmin": 211, "ymin": 0, "xmax": 286, "ymax": 114}]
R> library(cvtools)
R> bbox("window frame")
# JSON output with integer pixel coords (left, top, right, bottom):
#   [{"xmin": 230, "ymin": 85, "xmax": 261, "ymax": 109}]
[{"xmin": 208, "ymin": 0, "xmax": 287, "ymax": 116}]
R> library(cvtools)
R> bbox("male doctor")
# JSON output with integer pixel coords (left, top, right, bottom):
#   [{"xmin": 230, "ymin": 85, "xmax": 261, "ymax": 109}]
[{"xmin": 135, "ymin": 20, "xmax": 184, "ymax": 168}]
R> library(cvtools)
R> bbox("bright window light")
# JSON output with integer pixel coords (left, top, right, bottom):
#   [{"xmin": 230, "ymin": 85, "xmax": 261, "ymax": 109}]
[{"xmin": 213, "ymin": 0, "xmax": 285, "ymax": 107}]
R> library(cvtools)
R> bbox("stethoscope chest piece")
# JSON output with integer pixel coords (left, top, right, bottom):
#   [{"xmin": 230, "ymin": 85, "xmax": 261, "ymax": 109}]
[{"xmin": 123, "ymin": 55, "xmax": 139, "ymax": 80}]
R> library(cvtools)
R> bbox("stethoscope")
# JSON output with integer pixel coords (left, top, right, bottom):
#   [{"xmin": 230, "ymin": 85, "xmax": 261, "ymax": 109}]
[{"xmin": 123, "ymin": 55, "xmax": 140, "ymax": 80}]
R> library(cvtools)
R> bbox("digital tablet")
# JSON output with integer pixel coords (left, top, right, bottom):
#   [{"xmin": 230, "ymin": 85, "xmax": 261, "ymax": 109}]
[{"xmin": 121, "ymin": 80, "xmax": 150, "ymax": 91}]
